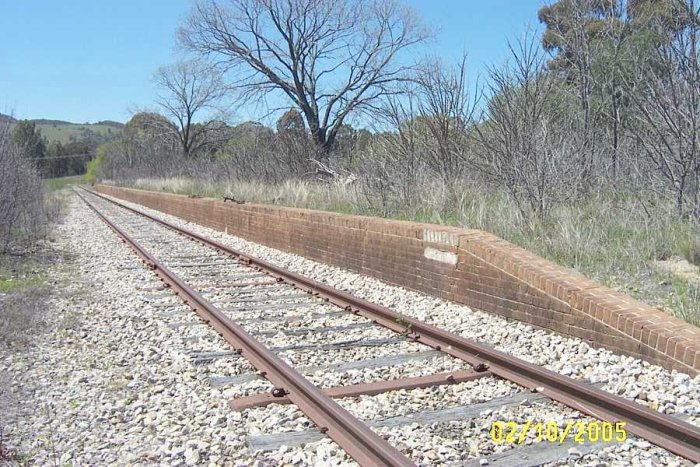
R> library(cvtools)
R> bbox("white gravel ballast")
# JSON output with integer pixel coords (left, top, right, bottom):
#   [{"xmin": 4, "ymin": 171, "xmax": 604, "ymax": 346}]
[{"xmin": 1, "ymin": 191, "xmax": 698, "ymax": 466}]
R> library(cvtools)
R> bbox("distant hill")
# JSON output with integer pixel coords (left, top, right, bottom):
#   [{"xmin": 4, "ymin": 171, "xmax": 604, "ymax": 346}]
[
  {"xmin": 6, "ymin": 117, "xmax": 125, "ymax": 144},
  {"xmin": 0, "ymin": 113, "xmax": 17, "ymax": 123},
  {"xmin": 95, "ymin": 120, "xmax": 124, "ymax": 128},
  {"xmin": 35, "ymin": 121, "xmax": 124, "ymax": 144},
  {"xmin": 31, "ymin": 118, "xmax": 74, "ymax": 126}
]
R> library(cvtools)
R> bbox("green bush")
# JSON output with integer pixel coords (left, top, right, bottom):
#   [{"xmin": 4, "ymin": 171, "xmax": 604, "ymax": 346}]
[{"xmin": 85, "ymin": 149, "xmax": 105, "ymax": 185}]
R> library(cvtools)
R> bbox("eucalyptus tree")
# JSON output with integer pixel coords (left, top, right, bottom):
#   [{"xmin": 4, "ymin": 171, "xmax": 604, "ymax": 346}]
[{"xmin": 178, "ymin": 0, "xmax": 429, "ymax": 154}]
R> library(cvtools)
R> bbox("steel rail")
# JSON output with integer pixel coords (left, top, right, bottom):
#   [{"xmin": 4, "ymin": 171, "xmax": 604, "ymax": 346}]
[
  {"xmin": 82, "ymin": 186, "xmax": 700, "ymax": 462},
  {"xmin": 231, "ymin": 369, "xmax": 491, "ymax": 411},
  {"xmin": 76, "ymin": 189, "xmax": 414, "ymax": 467}
]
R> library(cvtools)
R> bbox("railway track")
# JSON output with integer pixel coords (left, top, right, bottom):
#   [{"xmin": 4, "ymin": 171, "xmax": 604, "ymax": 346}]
[{"xmin": 75, "ymin": 187, "xmax": 700, "ymax": 465}]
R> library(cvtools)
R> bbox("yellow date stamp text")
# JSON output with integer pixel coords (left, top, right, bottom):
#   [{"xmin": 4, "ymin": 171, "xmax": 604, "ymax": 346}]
[{"xmin": 489, "ymin": 420, "xmax": 627, "ymax": 444}]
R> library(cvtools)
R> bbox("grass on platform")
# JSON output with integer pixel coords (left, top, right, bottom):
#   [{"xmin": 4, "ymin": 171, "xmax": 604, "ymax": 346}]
[{"xmin": 44, "ymin": 175, "xmax": 84, "ymax": 192}]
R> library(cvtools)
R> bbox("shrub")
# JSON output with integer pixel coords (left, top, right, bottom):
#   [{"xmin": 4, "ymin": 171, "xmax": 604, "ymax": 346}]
[
  {"xmin": 0, "ymin": 121, "xmax": 45, "ymax": 253},
  {"xmin": 85, "ymin": 140, "xmax": 118, "ymax": 185},
  {"xmin": 85, "ymin": 150, "xmax": 104, "ymax": 185}
]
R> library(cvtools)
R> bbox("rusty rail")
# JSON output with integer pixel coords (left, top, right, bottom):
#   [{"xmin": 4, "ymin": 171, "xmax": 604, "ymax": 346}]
[
  {"xmin": 231, "ymin": 369, "xmax": 490, "ymax": 411},
  {"xmin": 81, "ymin": 187, "xmax": 700, "ymax": 463},
  {"xmin": 76, "ymin": 189, "xmax": 414, "ymax": 467}
]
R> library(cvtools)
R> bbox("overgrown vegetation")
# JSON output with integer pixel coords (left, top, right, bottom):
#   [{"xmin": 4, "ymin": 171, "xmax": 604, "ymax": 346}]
[
  {"xmin": 0, "ymin": 263, "xmax": 48, "ymax": 346},
  {"xmin": 122, "ymin": 176, "xmax": 700, "ymax": 325},
  {"xmin": 0, "ymin": 118, "xmax": 61, "ymax": 346},
  {"xmin": 0, "ymin": 121, "xmax": 46, "ymax": 254},
  {"xmin": 90, "ymin": 0, "xmax": 700, "ymax": 326},
  {"xmin": 44, "ymin": 175, "xmax": 84, "ymax": 192}
]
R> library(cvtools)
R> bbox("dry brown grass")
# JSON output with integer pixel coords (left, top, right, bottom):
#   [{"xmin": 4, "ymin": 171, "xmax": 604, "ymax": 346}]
[
  {"xmin": 114, "ymin": 176, "xmax": 700, "ymax": 326},
  {"xmin": 0, "ymin": 288, "xmax": 47, "ymax": 348}
]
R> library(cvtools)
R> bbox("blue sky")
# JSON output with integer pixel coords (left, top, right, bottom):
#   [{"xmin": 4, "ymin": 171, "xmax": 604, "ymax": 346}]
[{"xmin": 0, "ymin": 0, "xmax": 545, "ymax": 124}]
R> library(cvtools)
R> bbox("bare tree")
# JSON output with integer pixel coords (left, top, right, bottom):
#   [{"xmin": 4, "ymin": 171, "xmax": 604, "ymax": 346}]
[
  {"xmin": 415, "ymin": 55, "xmax": 480, "ymax": 185},
  {"xmin": 626, "ymin": 0, "xmax": 700, "ymax": 220},
  {"xmin": 0, "ymin": 119, "xmax": 45, "ymax": 253},
  {"xmin": 373, "ymin": 89, "xmax": 423, "ymax": 208},
  {"xmin": 154, "ymin": 59, "xmax": 230, "ymax": 157},
  {"xmin": 474, "ymin": 34, "xmax": 586, "ymax": 220},
  {"xmin": 178, "ymin": 0, "xmax": 428, "ymax": 153}
]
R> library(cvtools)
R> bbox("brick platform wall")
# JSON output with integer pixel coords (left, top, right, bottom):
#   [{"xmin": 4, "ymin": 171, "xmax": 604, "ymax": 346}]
[{"xmin": 95, "ymin": 185, "xmax": 700, "ymax": 375}]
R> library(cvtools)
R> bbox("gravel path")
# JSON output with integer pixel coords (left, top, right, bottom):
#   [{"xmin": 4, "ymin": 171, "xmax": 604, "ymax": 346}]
[
  {"xmin": 1, "ymin": 191, "xmax": 698, "ymax": 466},
  {"xmin": 1, "ymin": 196, "xmax": 260, "ymax": 466}
]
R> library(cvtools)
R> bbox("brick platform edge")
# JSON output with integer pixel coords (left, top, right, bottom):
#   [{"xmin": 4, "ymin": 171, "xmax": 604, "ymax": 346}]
[{"xmin": 95, "ymin": 185, "xmax": 700, "ymax": 375}]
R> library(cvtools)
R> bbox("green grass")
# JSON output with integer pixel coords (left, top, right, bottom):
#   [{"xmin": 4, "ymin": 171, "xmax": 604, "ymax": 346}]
[
  {"xmin": 114, "ymin": 176, "xmax": 700, "ymax": 326},
  {"xmin": 36, "ymin": 122, "xmax": 118, "ymax": 144},
  {"xmin": 0, "ymin": 276, "xmax": 44, "ymax": 293},
  {"xmin": 0, "ymin": 259, "xmax": 46, "ymax": 293},
  {"xmin": 44, "ymin": 175, "xmax": 84, "ymax": 192},
  {"xmin": 9, "ymin": 121, "xmax": 121, "ymax": 144},
  {"xmin": 0, "ymin": 255, "xmax": 49, "ymax": 347}
]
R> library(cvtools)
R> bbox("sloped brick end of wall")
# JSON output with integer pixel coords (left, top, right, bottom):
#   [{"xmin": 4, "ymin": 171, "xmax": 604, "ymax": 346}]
[{"xmin": 95, "ymin": 185, "xmax": 700, "ymax": 375}]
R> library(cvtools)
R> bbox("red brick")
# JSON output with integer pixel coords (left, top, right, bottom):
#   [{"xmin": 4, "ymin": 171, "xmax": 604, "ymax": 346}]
[{"xmin": 95, "ymin": 185, "xmax": 700, "ymax": 375}]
